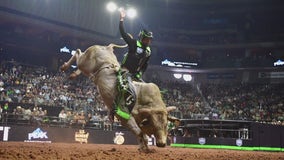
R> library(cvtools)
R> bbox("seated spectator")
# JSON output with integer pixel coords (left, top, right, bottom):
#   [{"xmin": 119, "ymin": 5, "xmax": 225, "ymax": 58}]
[
  {"xmin": 90, "ymin": 112, "xmax": 102, "ymax": 122},
  {"xmin": 58, "ymin": 109, "xmax": 67, "ymax": 123},
  {"xmin": 77, "ymin": 111, "xmax": 86, "ymax": 128}
]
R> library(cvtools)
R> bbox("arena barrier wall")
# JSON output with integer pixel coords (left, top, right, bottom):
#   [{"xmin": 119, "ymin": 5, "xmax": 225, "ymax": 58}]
[
  {"xmin": 0, "ymin": 125, "xmax": 138, "ymax": 145},
  {"xmin": 172, "ymin": 120, "xmax": 284, "ymax": 151},
  {"xmin": 1, "ymin": 120, "xmax": 283, "ymax": 151}
]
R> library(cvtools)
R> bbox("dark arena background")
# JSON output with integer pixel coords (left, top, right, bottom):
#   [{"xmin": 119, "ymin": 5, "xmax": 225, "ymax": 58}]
[{"xmin": 0, "ymin": 0, "xmax": 283, "ymax": 160}]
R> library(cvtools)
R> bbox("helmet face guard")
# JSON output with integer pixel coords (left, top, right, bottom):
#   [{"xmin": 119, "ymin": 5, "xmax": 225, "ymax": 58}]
[{"xmin": 139, "ymin": 29, "xmax": 153, "ymax": 41}]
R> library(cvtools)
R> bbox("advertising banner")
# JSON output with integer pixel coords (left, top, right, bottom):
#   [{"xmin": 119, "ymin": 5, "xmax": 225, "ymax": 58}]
[{"xmin": 258, "ymin": 72, "xmax": 284, "ymax": 78}]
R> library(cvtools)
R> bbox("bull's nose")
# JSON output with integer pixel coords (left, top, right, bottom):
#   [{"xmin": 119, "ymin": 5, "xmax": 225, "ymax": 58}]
[{"xmin": 156, "ymin": 143, "xmax": 166, "ymax": 147}]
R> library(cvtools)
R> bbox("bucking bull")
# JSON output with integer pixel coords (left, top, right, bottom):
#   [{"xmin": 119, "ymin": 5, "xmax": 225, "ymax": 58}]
[{"xmin": 60, "ymin": 43, "xmax": 179, "ymax": 152}]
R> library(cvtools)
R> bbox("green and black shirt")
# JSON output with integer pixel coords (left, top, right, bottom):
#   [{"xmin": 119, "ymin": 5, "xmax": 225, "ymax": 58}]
[{"xmin": 119, "ymin": 21, "xmax": 151, "ymax": 74}]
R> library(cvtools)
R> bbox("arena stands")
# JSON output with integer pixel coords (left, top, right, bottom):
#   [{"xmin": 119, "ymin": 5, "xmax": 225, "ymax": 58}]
[{"xmin": 0, "ymin": 60, "xmax": 283, "ymax": 129}]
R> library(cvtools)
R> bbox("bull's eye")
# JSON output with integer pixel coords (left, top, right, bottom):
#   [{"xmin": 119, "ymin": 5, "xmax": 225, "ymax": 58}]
[{"xmin": 141, "ymin": 120, "xmax": 149, "ymax": 126}]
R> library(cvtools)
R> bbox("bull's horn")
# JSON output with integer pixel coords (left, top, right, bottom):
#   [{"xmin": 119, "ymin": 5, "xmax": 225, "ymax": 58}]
[
  {"xmin": 167, "ymin": 115, "xmax": 180, "ymax": 122},
  {"xmin": 140, "ymin": 107, "xmax": 176, "ymax": 113},
  {"xmin": 166, "ymin": 106, "xmax": 176, "ymax": 112},
  {"xmin": 108, "ymin": 43, "xmax": 128, "ymax": 48},
  {"xmin": 139, "ymin": 108, "xmax": 167, "ymax": 114}
]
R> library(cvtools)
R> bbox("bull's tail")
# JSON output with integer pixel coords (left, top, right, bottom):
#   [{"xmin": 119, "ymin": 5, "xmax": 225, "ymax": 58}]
[{"xmin": 108, "ymin": 43, "xmax": 128, "ymax": 48}]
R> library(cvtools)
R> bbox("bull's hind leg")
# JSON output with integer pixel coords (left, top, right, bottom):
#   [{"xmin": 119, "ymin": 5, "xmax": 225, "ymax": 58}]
[
  {"xmin": 121, "ymin": 116, "xmax": 150, "ymax": 153},
  {"xmin": 60, "ymin": 62, "xmax": 71, "ymax": 72},
  {"xmin": 69, "ymin": 69, "xmax": 81, "ymax": 80},
  {"xmin": 60, "ymin": 49, "xmax": 81, "ymax": 72}
]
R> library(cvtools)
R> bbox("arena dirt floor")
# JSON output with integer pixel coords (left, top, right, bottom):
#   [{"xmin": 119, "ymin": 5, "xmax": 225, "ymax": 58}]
[{"xmin": 0, "ymin": 142, "xmax": 283, "ymax": 160}]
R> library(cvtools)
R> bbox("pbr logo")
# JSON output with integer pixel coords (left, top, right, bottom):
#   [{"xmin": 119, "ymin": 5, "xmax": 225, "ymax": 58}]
[
  {"xmin": 114, "ymin": 132, "xmax": 125, "ymax": 145},
  {"xmin": 198, "ymin": 137, "xmax": 206, "ymax": 145},
  {"xmin": 28, "ymin": 128, "xmax": 48, "ymax": 140},
  {"xmin": 236, "ymin": 139, "xmax": 243, "ymax": 146}
]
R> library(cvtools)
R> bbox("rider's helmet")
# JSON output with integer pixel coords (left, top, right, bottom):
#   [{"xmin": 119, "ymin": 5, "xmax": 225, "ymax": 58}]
[{"xmin": 139, "ymin": 29, "xmax": 153, "ymax": 41}]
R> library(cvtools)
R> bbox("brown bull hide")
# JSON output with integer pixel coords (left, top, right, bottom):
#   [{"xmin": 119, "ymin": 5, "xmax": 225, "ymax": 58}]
[
  {"xmin": 139, "ymin": 106, "xmax": 180, "ymax": 126},
  {"xmin": 60, "ymin": 43, "xmax": 179, "ymax": 152}
]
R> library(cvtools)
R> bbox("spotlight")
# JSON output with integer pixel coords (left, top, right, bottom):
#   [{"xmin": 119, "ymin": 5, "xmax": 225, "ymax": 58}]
[
  {"xmin": 173, "ymin": 73, "xmax": 182, "ymax": 79},
  {"xmin": 106, "ymin": 2, "xmax": 137, "ymax": 19},
  {"xmin": 126, "ymin": 8, "xmax": 137, "ymax": 18},
  {"xmin": 106, "ymin": 2, "xmax": 117, "ymax": 12},
  {"xmin": 183, "ymin": 74, "xmax": 192, "ymax": 81}
]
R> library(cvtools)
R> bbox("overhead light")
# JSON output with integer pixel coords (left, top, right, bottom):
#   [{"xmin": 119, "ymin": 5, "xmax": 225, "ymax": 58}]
[
  {"xmin": 106, "ymin": 2, "xmax": 117, "ymax": 12},
  {"xmin": 183, "ymin": 74, "xmax": 192, "ymax": 81},
  {"xmin": 173, "ymin": 73, "xmax": 182, "ymax": 79},
  {"xmin": 126, "ymin": 8, "xmax": 137, "ymax": 18},
  {"xmin": 118, "ymin": 7, "xmax": 124, "ymax": 12},
  {"xmin": 106, "ymin": 2, "xmax": 137, "ymax": 19}
]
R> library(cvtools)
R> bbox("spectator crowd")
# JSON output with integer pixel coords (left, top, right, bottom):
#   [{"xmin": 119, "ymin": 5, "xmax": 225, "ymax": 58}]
[{"xmin": 0, "ymin": 60, "xmax": 283, "ymax": 128}]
